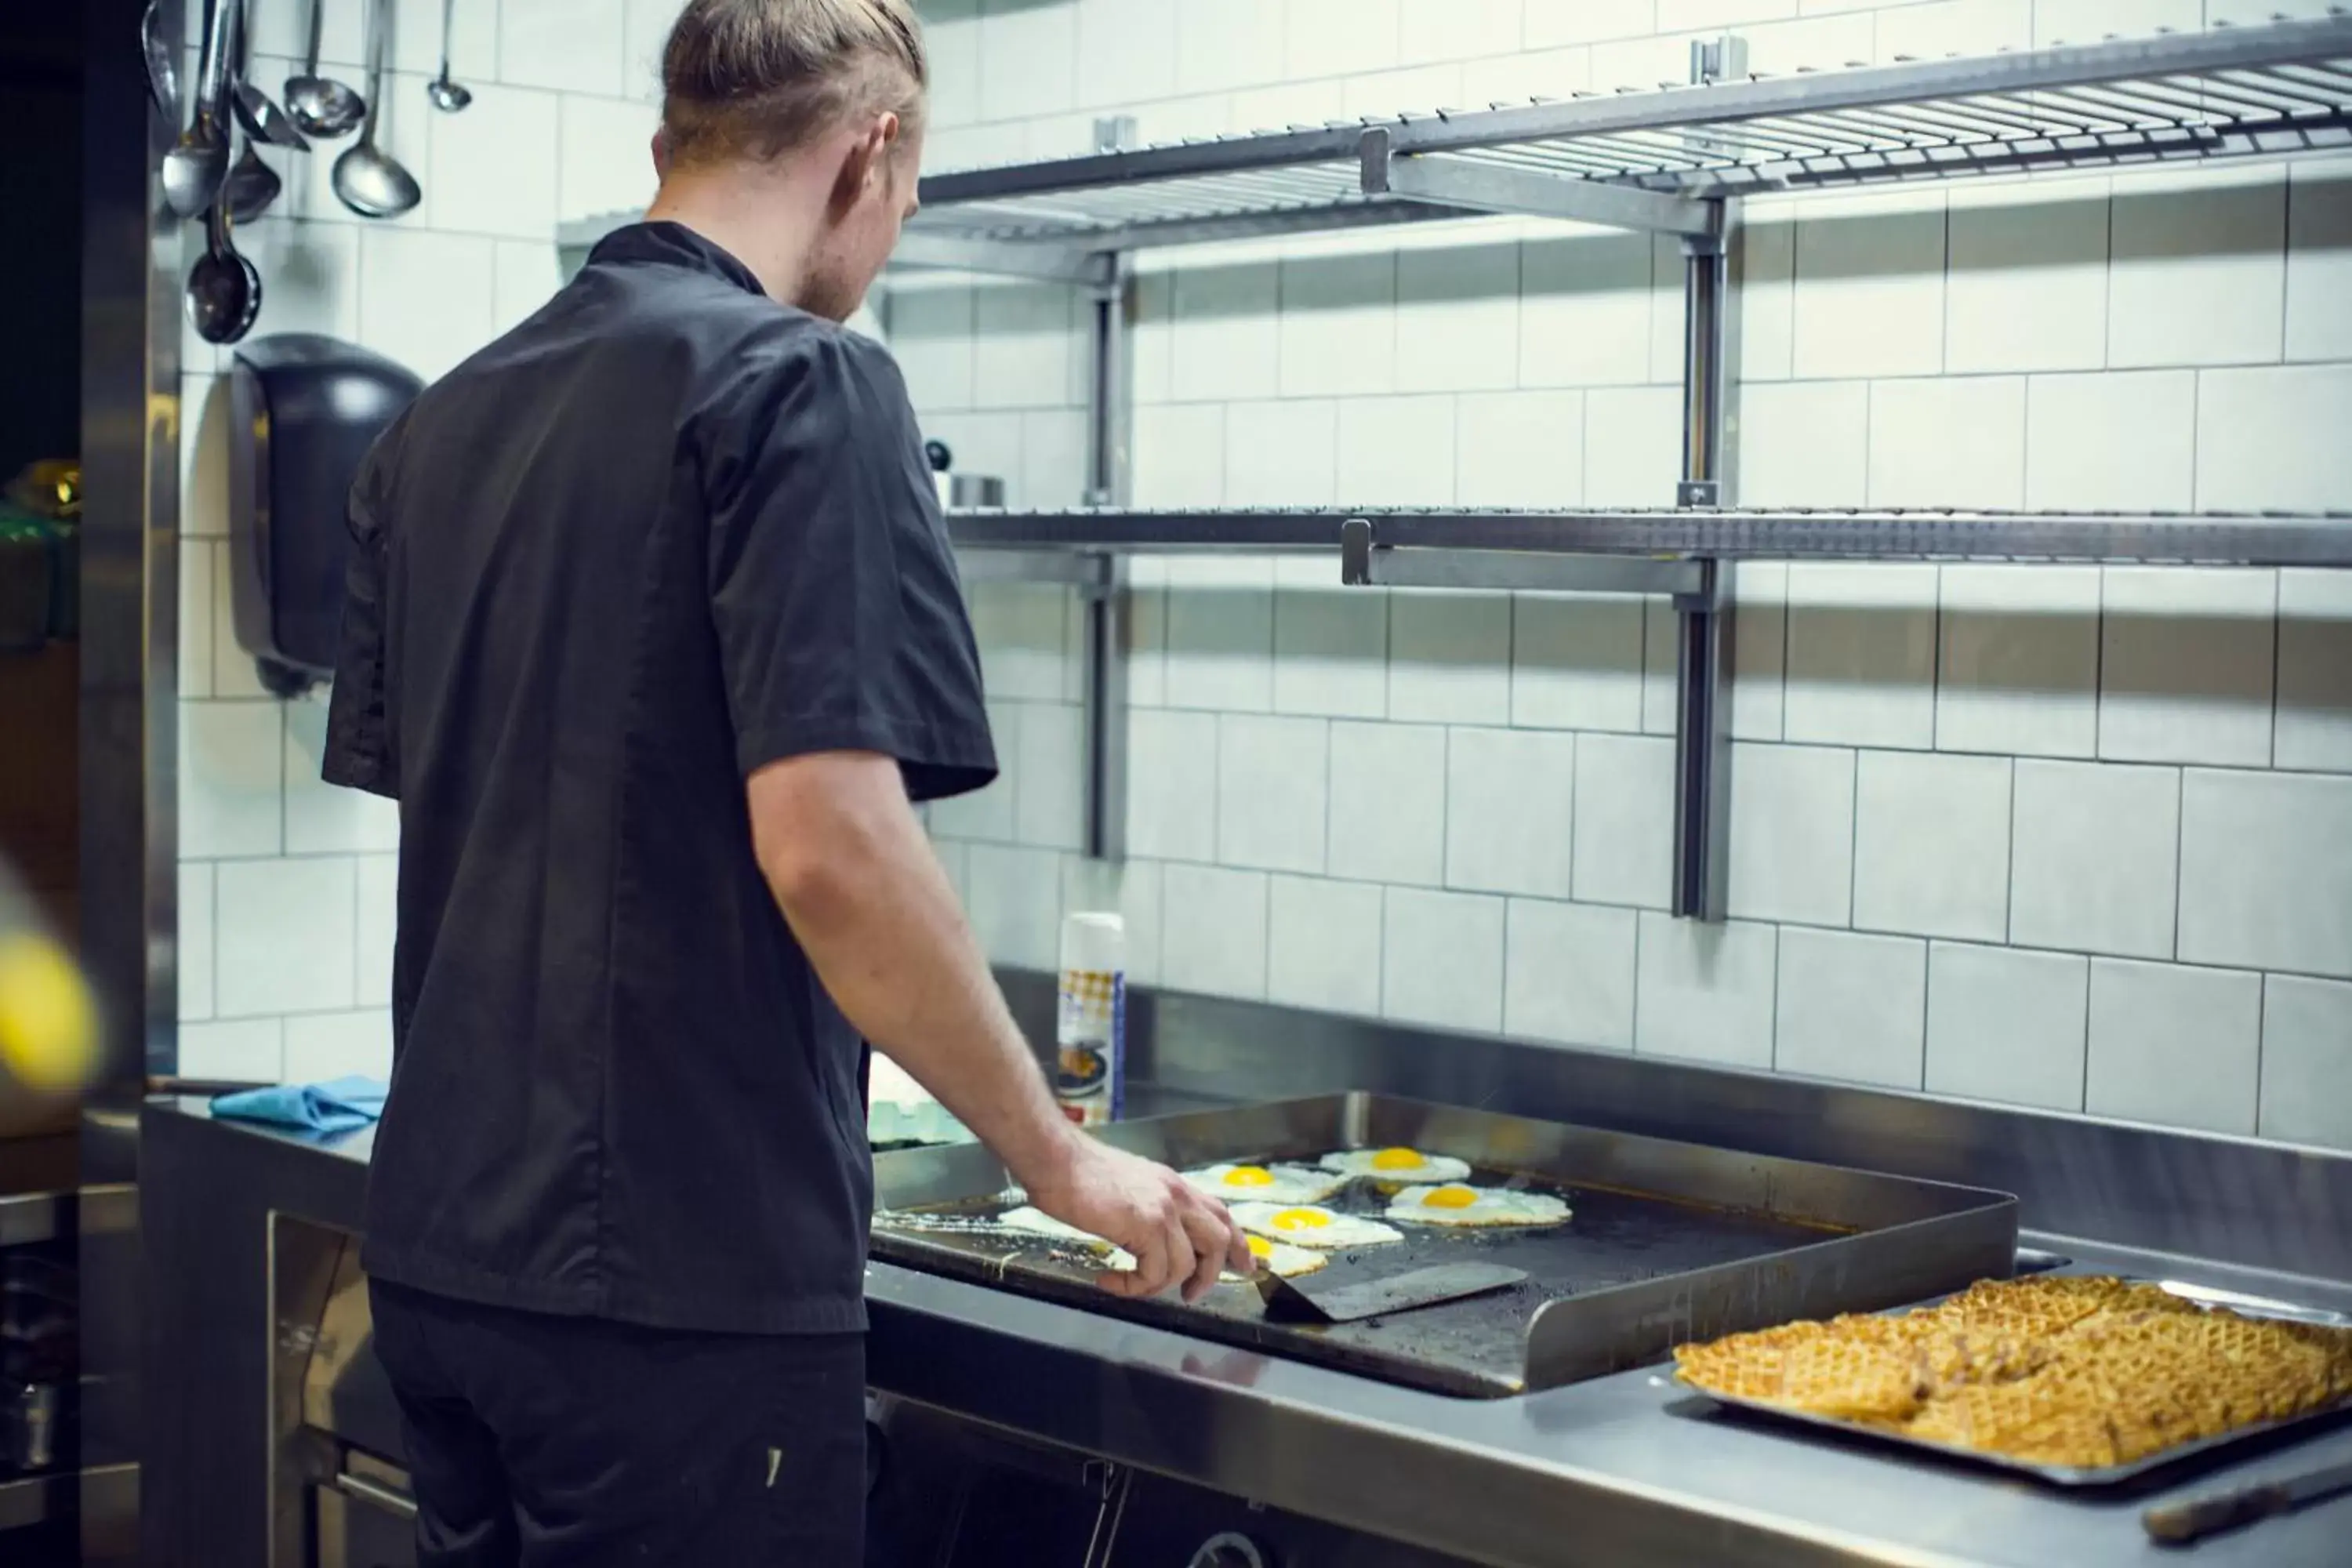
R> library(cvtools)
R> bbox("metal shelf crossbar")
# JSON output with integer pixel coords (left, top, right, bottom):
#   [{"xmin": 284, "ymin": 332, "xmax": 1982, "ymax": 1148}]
[
  {"xmin": 946, "ymin": 506, "xmax": 2352, "ymax": 570},
  {"xmin": 910, "ymin": 18, "xmax": 2352, "ymax": 252}
]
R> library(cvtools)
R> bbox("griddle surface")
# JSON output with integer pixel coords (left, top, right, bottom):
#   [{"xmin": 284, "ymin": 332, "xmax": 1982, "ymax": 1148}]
[
  {"xmin": 877, "ymin": 1173, "xmax": 1841, "ymax": 1398},
  {"xmin": 869, "ymin": 1094, "xmax": 2017, "ymax": 1399}
]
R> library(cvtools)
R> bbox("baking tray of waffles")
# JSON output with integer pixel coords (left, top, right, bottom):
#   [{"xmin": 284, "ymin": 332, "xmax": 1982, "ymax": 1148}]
[{"xmin": 1671, "ymin": 1275, "xmax": 2352, "ymax": 1485}]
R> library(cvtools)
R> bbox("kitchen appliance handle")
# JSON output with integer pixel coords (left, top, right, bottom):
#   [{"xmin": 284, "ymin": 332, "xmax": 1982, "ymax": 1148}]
[{"xmin": 334, "ymin": 1471, "xmax": 419, "ymax": 1521}]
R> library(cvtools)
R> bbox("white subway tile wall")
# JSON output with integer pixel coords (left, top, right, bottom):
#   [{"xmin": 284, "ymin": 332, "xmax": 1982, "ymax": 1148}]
[
  {"xmin": 180, "ymin": 2, "xmax": 2352, "ymax": 1143},
  {"xmin": 2083, "ymin": 960, "xmax": 2262, "ymax": 1136},
  {"xmin": 1381, "ymin": 888, "xmax": 1508, "ymax": 1032},
  {"xmin": 1774, "ymin": 927, "xmax": 1927, "ymax": 1091}
]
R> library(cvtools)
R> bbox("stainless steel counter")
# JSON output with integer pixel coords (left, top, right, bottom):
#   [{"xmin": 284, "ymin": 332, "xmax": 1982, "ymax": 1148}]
[{"xmin": 141, "ymin": 1079, "xmax": 2352, "ymax": 1568}]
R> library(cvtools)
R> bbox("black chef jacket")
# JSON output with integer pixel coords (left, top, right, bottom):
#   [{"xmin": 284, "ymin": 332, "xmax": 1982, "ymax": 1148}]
[{"xmin": 323, "ymin": 221, "xmax": 996, "ymax": 1335}]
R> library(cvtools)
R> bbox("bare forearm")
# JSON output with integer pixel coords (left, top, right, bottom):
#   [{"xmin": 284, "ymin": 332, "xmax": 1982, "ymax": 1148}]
[{"xmin": 760, "ymin": 774, "xmax": 1076, "ymax": 1192}]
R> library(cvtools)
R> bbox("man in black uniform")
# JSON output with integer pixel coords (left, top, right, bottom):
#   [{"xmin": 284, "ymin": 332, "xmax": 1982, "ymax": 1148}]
[{"xmin": 322, "ymin": 2, "xmax": 1250, "ymax": 1562}]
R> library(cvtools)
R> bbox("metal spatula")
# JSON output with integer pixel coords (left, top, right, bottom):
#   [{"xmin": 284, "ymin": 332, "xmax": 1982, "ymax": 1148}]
[{"xmin": 1256, "ymin": 1261, "xmax": 1527, "ymax": 1324}]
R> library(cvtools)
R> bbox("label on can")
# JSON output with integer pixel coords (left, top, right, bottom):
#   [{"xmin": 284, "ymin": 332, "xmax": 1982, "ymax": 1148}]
[{"xmin": 1053, "ymin": 967, "xmax": 1124, "ymax": 1125}]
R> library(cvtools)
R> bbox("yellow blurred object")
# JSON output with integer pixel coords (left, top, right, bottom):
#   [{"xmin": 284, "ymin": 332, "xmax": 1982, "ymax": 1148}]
[
  {"xmin": 7, "ymin": 459, "xmax": 81, "ymax": 521},
  {"xmin": 0, "ymin": 929, "xmax": 100, "ymax": 1091}
]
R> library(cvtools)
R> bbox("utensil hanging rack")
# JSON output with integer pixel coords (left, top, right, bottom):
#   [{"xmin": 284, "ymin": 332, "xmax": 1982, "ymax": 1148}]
[{"xmin": 558, "ymin": 16, "xmax": 2352, "ymax": 917}]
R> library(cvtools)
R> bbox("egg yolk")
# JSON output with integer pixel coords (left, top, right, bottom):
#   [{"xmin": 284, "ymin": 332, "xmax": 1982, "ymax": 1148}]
[
  {"xmin": 1370, "ymin": 1148, "xmax": 1426, "ymax": 1171},
  {"xmin": 1246, "ymin": 1235, "xmax": 1273, "ymax": 1258},
  {"xmin": 1271, "ymin": 1207, "xmax": 1331, "ymax": 1232},
  {"xmin": 1423, "ymin": 1185, "xmax": 1480, "ymax": 1209},
  {"xmin": 1222, "ymin": 1166, "xmax": 1276, "ymax": 1187}
]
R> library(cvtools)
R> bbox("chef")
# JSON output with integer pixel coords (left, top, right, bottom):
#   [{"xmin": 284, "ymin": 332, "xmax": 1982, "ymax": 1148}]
[{"xmin": 321, "ymin": 2, "xmax": 1249, "ymax": 1562}]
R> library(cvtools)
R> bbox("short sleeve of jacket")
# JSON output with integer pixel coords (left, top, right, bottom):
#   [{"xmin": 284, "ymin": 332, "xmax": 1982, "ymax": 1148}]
[
  {"xmin": 698, "ymin": 325, "xmax": 996, "ymax": 802},
  {"xmin": 323, "ymin": 440, "xmax": 397, "ymax": 799}
]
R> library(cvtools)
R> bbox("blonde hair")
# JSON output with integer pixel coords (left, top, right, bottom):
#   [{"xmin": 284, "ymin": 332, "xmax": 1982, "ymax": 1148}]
[{"xmin": 661, "ymin": 0, "xmax": 927, "ymax": 165}]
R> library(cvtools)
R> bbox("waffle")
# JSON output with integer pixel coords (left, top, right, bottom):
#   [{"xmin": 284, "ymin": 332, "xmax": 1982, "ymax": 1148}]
[
  {"xmin": 1672, "ymin": 1276, "xmax": 2352, "ymax": 1472},
  {"xmin": 1672, "ymin": 1321, "xmax": 1931, "ymax": 1422}
]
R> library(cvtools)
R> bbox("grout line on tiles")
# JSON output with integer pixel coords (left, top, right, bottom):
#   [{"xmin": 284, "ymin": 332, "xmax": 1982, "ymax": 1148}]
[
  {"xmin": 2080, "ymin": 953, "xmax": 2095, "ymax": 1116},
  {"xmin": 2169, "ymin": 766, "xmax": 2187, "ymax": 963},
  {"xmin": 1628, "ymin": 906, "xmax": 1642, "ymax": 1054},
  {"xmin": 2091, "ymin": 568, "xmax": 2109, "ymax": 762},
  {"xmin": 1846, "ymin": 748, "xmax": 1861, "ymax": 930},
  {"xmin": 2187, "ymin": 369, "xmax": 2205, "ymax": 513},
  {"xmin": 2265, "ymin": 569, "xmax": 2283, "ymax": 771}
]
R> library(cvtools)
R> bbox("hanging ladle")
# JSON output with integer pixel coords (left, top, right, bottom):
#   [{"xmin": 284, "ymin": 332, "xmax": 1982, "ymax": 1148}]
[
  {"xmin": 225, "ymin": 1, "xmax": 287, "ymax": 225},
  {"xmin": 186, "ymin": 188, "xmax": 263, "ymax": 347},
  {"xmin": 332, "ymin": 0, "xmax": 422, "ymax": 220},
  {"xmin": 285, "ymin": 0, "xmax": 365, "ymax": 140},
  {"xmin": 160, "ymin": 0, "xmax": 237, "ymax": 220},
  {"xmin": 426, "ymin": 0, "xmax": 472, "ymax": 111},
  {"xmin": 227, "ymin": 0, "xmax": 310, "ymax": 151},
  {"xmin": 140, "ymin": 0, "xmax": 180, "ymax": 127}
]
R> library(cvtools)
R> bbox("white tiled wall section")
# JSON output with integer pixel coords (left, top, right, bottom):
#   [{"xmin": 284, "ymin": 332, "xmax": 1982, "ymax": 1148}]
[
  {"xmin": 175, "ymin": 0, "xmax": 677, "ymax": 1083},
  {"xmin": 915, "ymin": 2, "xmax": 2352, "ymax": 1149}
]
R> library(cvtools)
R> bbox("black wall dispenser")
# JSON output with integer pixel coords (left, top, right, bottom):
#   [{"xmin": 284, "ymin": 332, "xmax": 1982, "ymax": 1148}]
[{"xmin": 227, "ymin": 335, "xmax": 420, "ymax": 696}]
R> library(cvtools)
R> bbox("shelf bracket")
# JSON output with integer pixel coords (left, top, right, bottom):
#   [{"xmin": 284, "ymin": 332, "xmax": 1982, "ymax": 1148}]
[{"xmin": 1359, "ymin": 129, "xmax": 1719, "ymax": 240}]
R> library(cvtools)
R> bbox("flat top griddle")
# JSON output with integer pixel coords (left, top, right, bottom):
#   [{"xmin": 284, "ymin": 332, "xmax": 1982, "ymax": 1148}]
[{"xmin": 871, "ymin": 1094, "xmax": 2018, "ymax": 1399}]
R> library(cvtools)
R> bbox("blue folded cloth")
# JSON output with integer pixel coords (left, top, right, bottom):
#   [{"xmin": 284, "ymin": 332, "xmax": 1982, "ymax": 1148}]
[{"xmin": 211, "ymin": 1075, "xmax": 388, "ymax": 1134}]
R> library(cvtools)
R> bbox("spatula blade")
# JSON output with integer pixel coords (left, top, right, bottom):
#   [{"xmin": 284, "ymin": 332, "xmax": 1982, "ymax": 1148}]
[{"xmin": 1259, "ymin": 1261, "xmax": 1528, "ymax": 1324}]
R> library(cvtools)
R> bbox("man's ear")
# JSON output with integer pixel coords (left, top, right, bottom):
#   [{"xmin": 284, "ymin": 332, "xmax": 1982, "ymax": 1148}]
[
  {"xmin": 832, "ymin": 121, "xmax": 892, "ymax": 213},
  {"xmin": 651, "ymin": 125, "xmax": 673, "ymax": 180}
]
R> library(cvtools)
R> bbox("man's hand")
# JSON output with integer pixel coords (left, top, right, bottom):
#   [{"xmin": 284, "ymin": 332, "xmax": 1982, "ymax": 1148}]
[
  {"xmin": 746, "ymin": 751, "xmax": 1252, "ymax": 1304},
  {"xmin": 1025, "ymin": 1134, "xmax": 1254, "ymax": 1303}
]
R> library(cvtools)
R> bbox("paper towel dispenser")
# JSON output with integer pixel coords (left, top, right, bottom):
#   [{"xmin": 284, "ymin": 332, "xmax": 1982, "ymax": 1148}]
[{"xmin": 227, "ymin": 336, "xmax": 421, "ymax": 697}]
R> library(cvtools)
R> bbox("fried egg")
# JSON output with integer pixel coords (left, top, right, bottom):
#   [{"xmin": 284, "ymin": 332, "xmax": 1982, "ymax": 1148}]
[
  {"xmin": 1221, "ymin": 1233, "xmax": 1329, "ymax": 1283},
  {"xmin": 1384, "ymin": 1183, "xmax": 1570, "ymax": 1229},
  {"xmin": 1184, "ymin": 1162, "xmax": 1348, "ymax": 1206},
  {"xmin": 1318, "ymin": 1146, "xmax": 1474, "ymax": 1185},
  {"xmin": 1229, "ymin": 1201, "xmax": 1402, "ymax": 1250},
  {"xmin": 995, "ymin": 1206, "xmax": 1137, "ymax": 1271}
]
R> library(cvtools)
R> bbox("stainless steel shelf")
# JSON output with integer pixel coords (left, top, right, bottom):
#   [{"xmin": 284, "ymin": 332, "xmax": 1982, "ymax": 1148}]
[
  {"xmin": 913, "ymin": 17, "xmax": 2352, "ymax": 252},
  {"xmin": 948, "ymin": 506, "xmax": 2352, "ymax": 570}
]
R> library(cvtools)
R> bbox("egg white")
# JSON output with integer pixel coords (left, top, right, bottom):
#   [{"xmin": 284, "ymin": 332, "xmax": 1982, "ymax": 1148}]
[
  {"xmin": 1183, "ymin": 1162, "xmax": 1348, "ymax": 1206},
  {"xmin": 1221, "ymin": 1233, "xmax": 1328, "ymax": 1283},
  {"xmin": 1317, "ymin": 1146, "xmax": 1475, "ymax": 1185},
  {"xmin": 1383, "ymin": 1184, "xmax": 1571, "ymax": 1229},
  {"xmin": 1229, "ymin": 1201, "xmax": 1403, "ymax": 1250},
  {"xmin": 995, "ymin": 1206, "xmax": 1138, "ymax": 1271}
]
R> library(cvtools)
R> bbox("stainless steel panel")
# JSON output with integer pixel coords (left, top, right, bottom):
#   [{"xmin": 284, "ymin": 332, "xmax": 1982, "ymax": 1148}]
[
  {"xmin": 79, "ymin": 0, "xmax": 187, "ymax": 1552},
  {"xmin": 298, "ymin": 1230, "xmax": 405, "ymax": 1465}
]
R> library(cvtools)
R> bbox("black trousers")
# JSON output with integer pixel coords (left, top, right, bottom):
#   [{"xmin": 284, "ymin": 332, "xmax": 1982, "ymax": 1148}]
[{"xmin": 368, "ymin": 1279, "xmax": 867, "ymax": 1567}]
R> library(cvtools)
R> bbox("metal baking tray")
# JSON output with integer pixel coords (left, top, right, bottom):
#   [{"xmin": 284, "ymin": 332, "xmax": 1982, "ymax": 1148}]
[
  {"xmin": 1683, "ymin": 1279, "xmax": 2352, "ymax": 1486},
  {"xmin": 870, "ymin": 1093, "xmax": 2018, "ymax": 1399}
]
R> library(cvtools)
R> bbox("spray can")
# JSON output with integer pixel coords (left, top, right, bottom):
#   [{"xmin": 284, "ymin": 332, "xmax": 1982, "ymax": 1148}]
[{"xmin": 1053, "ymin": 911, "xmax": 1126, "ymax": 1125}]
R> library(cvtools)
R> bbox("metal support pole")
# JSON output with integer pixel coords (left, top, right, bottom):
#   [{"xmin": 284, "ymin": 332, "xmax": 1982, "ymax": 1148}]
[
  {"xmin": 1076, "ymin": 270, "xmax": 1130, "ymax": 858},
  {"xmin": 1671, "ymin": 562, "xmax": 1733, "ymax": 922},
  {"xmin": 1077, "ymin": 117, "xmax": 1135, "ymax": 862},
  {"xmin": 1671, "ymin": 205, "xmax": 1737, "ymax": 922},
  {"xmin": 1078, "ymin": 553, "xmax": 1128, "ymax": 862}
]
